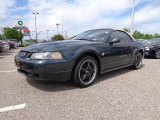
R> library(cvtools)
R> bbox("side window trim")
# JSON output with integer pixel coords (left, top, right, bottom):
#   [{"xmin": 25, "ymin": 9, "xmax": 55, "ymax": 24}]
[{"xmin": 107, "ymin": 30, "xmax": 133, "ymax": 43}]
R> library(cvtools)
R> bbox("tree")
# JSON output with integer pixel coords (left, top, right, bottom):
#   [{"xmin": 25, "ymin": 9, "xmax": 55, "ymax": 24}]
[
  {"xmin": 142, "ymin": 34, "xmax": 153, "ymax": 39},
  {"xmin": 154, "ymin": 33, "xmax": 160, "ymax": 38},
  {"xmin": 123, "ymin": 28, "xmax": 130, "ymax": 33},
  {"xmin": 123, "ymin": 28, "xmax": 160, "ymax": 40},
  {"xmin": 3, "ymin": 27, "xmax": 23, "ymax": 43},
  {"xmin": 51, "ymin": 34, "xmax": 64, "ymax": 41},
  {"xmin": 0, "ymin": 34, "xmax": 2, "ymax": 40}
]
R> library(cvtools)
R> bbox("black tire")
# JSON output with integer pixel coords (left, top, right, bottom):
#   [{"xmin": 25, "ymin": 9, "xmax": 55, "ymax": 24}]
[
  {"xmin": 155, "ymin": 49, "xmax": 160, "ymax": 59},
  {"xmin": 132, "ymin": 52, "xmax": 142, "ymax": 70},
  {"xmin": 73, "ymin": 56, "xmax": 98, "ymax": 88}
]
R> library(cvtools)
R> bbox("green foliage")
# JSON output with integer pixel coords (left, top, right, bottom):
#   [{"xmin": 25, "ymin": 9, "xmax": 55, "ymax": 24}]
[
  {"xmin": 154, "ymin": 33, "xmax": 160, "ymax": 38},
  {"xmin": 23, "ymin": 39, "xmax": 37, "ymax": 47},
  {"xmin": 3, "ymin": 27, "xmax": 23, "ymax": 42},
  {"xmin": 0, "ymin": 34, "xmax": 2, "ymax": 40},
  {"xmin": 132, "ymin": 30, "xmax": 155, "ymax": 40},
  {"xmin": 51, "ymin": 34, "xmax": 64, "ymax": 41},
  {"xmin": 132, "ymin": 30, "xmax": 144, "ymax": 39},
  {"xmin": 123, "ymin": 28, "xmax": 130, "ymax": 33},
  {"xmin": 123, "ymin": 28, "xmax": 160, "ymax": 40}
]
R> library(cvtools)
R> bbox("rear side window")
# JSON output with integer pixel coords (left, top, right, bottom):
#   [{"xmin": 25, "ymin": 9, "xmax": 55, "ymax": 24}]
[{"xmin": 110, "ymin": 31, "xmax": 133, "ymax": 43}]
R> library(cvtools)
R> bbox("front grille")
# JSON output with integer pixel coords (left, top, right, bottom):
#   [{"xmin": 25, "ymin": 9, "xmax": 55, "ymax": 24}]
[{"xmin": 20, "ymin": 51, "xmax": 32, "ymax": 58}]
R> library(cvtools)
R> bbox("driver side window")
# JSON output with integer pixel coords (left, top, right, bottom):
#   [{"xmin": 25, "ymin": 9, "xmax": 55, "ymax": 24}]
[
  {"xmin": 110, "ymin": 31, "xmax": 133, "ymax": 43},
  {"xmin": 109, "ymin": 31, "xmax": 121, "ymax": 42}
]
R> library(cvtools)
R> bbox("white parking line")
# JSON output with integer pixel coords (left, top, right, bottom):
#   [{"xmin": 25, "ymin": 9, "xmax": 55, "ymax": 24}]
[
  {"xmin": 0, "ymin": 70, "xmax": 17, "ymax": 73},
  {"xmin": 0, "ymin": 103, "xmax": 26, "ymax": 113},
  {"xmin": 0, "ymin": 61, "xmax": 14, "ymax": 63},
  {"xmin": 0, "ymin": 56, "xmax": 14, "ymax": 57}
]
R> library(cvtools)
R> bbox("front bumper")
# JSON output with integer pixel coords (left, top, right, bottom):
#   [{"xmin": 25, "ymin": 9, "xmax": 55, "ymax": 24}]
[
  {"xmin": 144, "ymin": 50, "xmax": 155, "ymax": 57},
  {"xmin": 15, "ymin": 56, "xmax": 74, "ymax": 81},
  {"xmin": 0, "ymin": 46, "xmax": 5, "ymax": 52}
]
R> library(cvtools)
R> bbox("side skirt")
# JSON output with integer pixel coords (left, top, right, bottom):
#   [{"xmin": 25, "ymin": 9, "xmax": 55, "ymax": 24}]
[{"xmin": 100, "ymin": 64, "xmax": 133, "ymax": 74}]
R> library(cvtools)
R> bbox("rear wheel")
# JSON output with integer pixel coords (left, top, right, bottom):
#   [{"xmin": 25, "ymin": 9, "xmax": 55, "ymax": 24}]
[
  {"xmin": 132, "ymin": 52, "xmax": 142, "ymax": 69},
  {"xmin": 73, "ymin": 56, "xmax": 98, "ymax": 87},
  {"xmin": 155, "ymin": 49, "xmax": 160, "ymax": 59}
]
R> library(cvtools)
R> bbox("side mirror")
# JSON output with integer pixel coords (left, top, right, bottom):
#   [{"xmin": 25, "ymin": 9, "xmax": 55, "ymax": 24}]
[{"xmin": 110, "ymin": 38, "xmax": 120, "ymax": 44}]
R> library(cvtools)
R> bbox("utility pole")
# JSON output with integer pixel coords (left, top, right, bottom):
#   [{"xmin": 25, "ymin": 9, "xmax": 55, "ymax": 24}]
[
  {"xmin": 62, "ymin": 16, "xmax": 64, "ymax": 35},
  {"xmin": 32, "ymin": 12, "xmax": 39, "ymax": 41},
  {"xmin": 56, "ymin": 23, "xmax": 60, "ymax": 34},
  {"xmin": 0, "ymin": 27, "xmax": 3, "ymax": 40},
  {"xmin": 130, "ymin": 0, "xmax": 135, "ymax": 36},
  {"xmin": 32, "ymin": 31, "xmax": 35, "ymax": 39},
  {"xmin": 46, "ymin": 30, "xmax": 49, "ymax": 41}
]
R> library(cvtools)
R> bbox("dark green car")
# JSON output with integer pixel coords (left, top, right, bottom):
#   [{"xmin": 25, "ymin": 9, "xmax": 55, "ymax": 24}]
[{"xmin": 15, "ymin": 29, "xmax": 144, "ymax": 87}]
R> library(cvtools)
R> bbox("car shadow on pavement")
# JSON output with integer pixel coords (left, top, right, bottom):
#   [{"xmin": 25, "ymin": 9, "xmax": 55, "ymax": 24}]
[
  {"xmin": 26, "ymin": 64, "xmax": 145, "ymax": 92},
  {"xmin": 26, "ymin": 78, "xmax": 77, "ymax": 92},
  {"xmin": 144, "ymin": 56, "xmax": 157, "ymax": 59},
  {"xmin": 96, "ymin": 64, "xmax": 145, "ymax": 84}
]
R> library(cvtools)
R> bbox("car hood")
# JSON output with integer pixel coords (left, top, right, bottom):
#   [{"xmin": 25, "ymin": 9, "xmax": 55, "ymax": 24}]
[
  {"xmin": 143, "ymin": 43, "xmax": 157, "ymax": 47},
  {"xmin": 22, "ymin": 40, "xmax": 97, "ymax": 52}
]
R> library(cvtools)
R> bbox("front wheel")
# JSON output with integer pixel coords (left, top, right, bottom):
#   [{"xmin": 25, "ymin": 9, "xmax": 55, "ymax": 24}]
[
  {"xmin": 132, "ymin": 52, "xmax": 142, "ymax": 70},
  {"xmin": 73, "ymin": 56, "xmax": 98, "ymax": 88},
  {"xmin": 155, "ymin": 49, "xmax": 160, "ymax": 59}
]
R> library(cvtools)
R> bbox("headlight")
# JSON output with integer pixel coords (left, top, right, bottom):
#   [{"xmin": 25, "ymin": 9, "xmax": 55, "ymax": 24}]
[
  {"xmin": 31, "ymin": 52, "xmax": 63, "ymax": 60},
  {"xmin": 145, "ymin": 47, "xmax": 150, "ymax": 51},
  {"xmin": 145, "ymin": 46, "xmax": 154, "ymax": 51}
]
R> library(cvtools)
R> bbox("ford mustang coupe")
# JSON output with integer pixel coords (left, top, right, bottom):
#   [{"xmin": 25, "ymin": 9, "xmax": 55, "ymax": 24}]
[
  {"xmin": 141, "ymin": 39, "xmax": 160, "ymax": 59},
  {"xmin": 15, "ymin": 29, "xmax": 144, "ymax": 87}
]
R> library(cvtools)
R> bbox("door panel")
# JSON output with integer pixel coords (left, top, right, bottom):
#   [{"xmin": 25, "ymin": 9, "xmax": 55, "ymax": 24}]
[
  {"xmin": 102, "ymin": 31, "xmax": 133, "ymax": 71},
  {"xmin": 102, "ymin": 43, "xmax": 132, "ymax": 70}
]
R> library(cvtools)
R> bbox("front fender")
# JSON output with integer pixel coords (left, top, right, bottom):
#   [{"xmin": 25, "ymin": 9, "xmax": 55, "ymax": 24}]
[
  {"xmin": 73, "ymin": 46, "xmax": 101, "ymax": 60},
  {"xmin": 132, "ymin": 43, "xmax": 145, "ymax": 63},
  {"xmin": 61, "ymin": 45, "xmax": 101, "ymax": 62}
]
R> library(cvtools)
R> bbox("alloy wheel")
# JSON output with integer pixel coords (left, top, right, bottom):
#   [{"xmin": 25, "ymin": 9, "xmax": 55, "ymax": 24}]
[
  {"xmin": 155, "ymin": 49, "xmax": 160, "ymax": 59},
  {"xmin": 79, "ymin": 59, "xmax": 97, "ymax": 85},
  {"xmin": 135, "ymin": 53, "xmax": 142, "ymax": 68}
]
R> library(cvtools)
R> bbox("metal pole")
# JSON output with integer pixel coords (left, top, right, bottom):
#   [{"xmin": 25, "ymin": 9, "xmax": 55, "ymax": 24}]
[
  {"xmin": 46, "ymin": 30, "xmax": 49, "ymax": 41},
  {"xmin": 32, "ymin": 31, "xmax": 35, "ymax": 40},
  {"xmin": 35, "ymin": 14, "xmax": 37, "ymax": 40},
  {"xmin": 62, "ymin": 16, "xmax": 64, "ymax": 35},
  {"xmin": 0, "ymin": 27, "xmax": 3, "ymax": 40},
  {"xmin": 33, "ymin": 12, "xmax": 39, "ymax": 41},
  {"xmin": 56, "ymin": 23, "xmax": 60, "ymax": 34},
  {"xmin": 131, "ymin": 0, "xmax": 135, "ymax": 36}
]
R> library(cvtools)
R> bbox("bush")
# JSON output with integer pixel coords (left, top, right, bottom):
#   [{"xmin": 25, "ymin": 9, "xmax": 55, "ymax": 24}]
[
  {"xmin": 52, "ymin": 34, "xmax": 64, "ymax": 41},
  {"xmin": 23, "ymin": 41, "xmax": 35, "ymax": 47},
  {"xmin": 18, "ymin": 44, "xmax": 24, "ymax": 47}
]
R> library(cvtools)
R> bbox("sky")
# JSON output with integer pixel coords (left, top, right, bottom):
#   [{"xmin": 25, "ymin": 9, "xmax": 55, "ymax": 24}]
[{"xmin": 0, "ymin": 0, "xmax": 160, "ymax": 39}]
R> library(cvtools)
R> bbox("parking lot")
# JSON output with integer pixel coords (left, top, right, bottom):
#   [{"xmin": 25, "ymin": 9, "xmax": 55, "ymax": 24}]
[{"xmin": 0, "ymin": 48, "xmax": 160, "ymax": 120}]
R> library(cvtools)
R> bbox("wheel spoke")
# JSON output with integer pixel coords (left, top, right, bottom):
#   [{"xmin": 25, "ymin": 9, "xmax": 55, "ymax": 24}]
[
  {"xmin": 81, "ymin": 67, "xmax": 87, "ymax": 72},
  {"xmin": 88, "ymin": 73, "xmax": 92, "ymax": 80},
  {"xmin": 90, "ymin": 68, "xmax": 94, "ymax": 73},
  {"xmin": 81, "ymin": 74, "xmax": 88, "ymax": 80},
  {"xmin": 87, "ymin": 62, "xmax": 91, "ymax": 69}
]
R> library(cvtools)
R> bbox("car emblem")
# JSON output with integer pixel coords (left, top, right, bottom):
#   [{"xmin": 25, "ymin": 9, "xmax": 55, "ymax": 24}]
[{"xmin": 21, "ymin": 52, "xmax": 26, "ymax": 57}]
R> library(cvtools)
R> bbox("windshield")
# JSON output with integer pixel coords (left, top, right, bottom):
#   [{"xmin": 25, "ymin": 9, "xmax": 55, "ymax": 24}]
[{"xmin": 72, "ymin": 29, "xmax": 111, "ymax": 42}]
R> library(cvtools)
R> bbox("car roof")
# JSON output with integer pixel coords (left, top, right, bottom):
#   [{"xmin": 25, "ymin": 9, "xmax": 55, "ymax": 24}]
[{"xmin": 85, "ymin": 29, "xmax": 114, "ymax": 32}]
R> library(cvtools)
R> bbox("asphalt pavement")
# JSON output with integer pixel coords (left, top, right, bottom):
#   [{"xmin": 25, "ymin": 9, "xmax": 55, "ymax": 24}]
[{"xmin": 0, "ymin": 48, "xmax": 160, "ymax": 120}]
